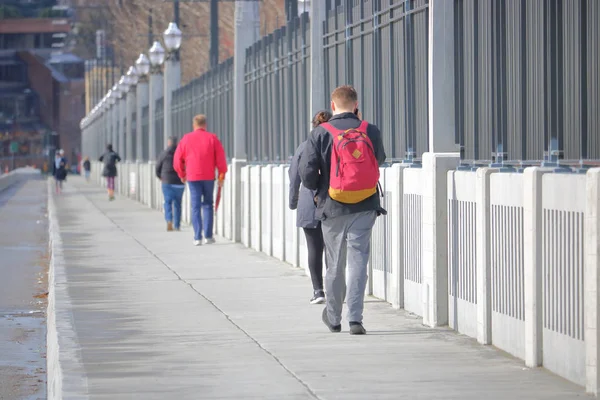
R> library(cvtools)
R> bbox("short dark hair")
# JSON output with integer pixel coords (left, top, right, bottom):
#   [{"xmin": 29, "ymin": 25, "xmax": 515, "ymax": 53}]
[
  {"xmin": 106, "ymin": 144, "xmax": 113, "ymax": 151},
  {"xmin": 168, "ymin": 136, "xmax": 178, "ymax": 145}
]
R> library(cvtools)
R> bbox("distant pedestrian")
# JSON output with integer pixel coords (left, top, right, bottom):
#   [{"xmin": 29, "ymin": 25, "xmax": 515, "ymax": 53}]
[
  {"xmin": 99, "ymin": 144, "xmax": 121, "ymax": 201},
  {"xmin": 156, "ymin": 136, "xmax": 185, "ymax": 232},
  {"xmin": 83, "ymin": 157, "xmax": 91, "ymax": 182},
  {"xmin": 289, "ymin": 110, "xmax": 332, "ymax": 305},
  {"xmin": 174, "ymin": 114, "xmax": 227, "ymax": 246},
  {"xmin": 299, "ymin": 85, "xmax": 386, "ymax": 335},
  {"xmin": 53, "ymin": 149, "xmax": 68, "ymax": 194}
]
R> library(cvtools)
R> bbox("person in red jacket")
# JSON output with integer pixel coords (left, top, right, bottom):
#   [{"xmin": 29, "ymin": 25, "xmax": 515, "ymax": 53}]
[{"xmin": 174, "ymin": 114, "xmax": 227, "ymax": 246}]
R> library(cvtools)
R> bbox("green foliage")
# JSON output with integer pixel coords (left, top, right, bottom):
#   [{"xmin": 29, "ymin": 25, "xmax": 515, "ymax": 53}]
[
  {"xmin": 0, "ymin": 5, "xmax": 21, "ymax": 19},
  {"xmin": 38, "ymin": 8, "xmax": 66, "ymax": 19}
]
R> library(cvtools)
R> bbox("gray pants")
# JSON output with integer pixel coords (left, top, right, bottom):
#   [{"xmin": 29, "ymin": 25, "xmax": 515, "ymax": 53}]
[{"xmin": 321, "ymin": 210, "xmax": 377, "ymax": 325}]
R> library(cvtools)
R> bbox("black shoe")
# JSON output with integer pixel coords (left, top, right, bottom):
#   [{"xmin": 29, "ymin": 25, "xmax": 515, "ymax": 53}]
[
  {"xmin": 349, "ymin": 321, "xmax": 367, "ymax": 335},
  {"xmin": 310, "ymin": 291, "xmax": 325, "ymax": 305},
  {"xmin": 322, "ymin": 308, "xmax": 341, "ymax": 333}
]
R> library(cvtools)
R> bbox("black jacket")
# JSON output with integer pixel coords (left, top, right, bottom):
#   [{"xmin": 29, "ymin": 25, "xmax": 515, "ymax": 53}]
[
  {"xmin": 299, "ymin": 112, "xmax": 386, "ymax": 220},
  {"xmin": 289, "ymin": 141, "xmax": 319, "ymax": 229},
  {"xmin": 99, "ymin": 151, "xmax": 121, "ymax": 177},
  {"xmin": 83, "ymin": 160, "xmax": 91, "ymax": 171},
  {"xmin": 156, "ymin": 145, "xmax": 184, "ymax": 185},
  {"xmin": 53, "ymin": 157, "xmax": 68, "ymax": 180}
]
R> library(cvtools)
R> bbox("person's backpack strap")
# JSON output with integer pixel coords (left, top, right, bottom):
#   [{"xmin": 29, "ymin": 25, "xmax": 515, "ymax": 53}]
[
  {"xmin": 357, "ymin": 120, "xmax": 369, "ymax": 133},
  {"xmin": 319, "ymin": 122, "xmax": 342, "ymax": 136}
]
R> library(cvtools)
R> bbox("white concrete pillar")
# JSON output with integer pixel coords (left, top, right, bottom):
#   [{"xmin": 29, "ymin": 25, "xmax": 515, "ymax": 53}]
[
  {"xmin": 523, "ymin": 167, "xmax": 551, "ymax": 367},
  {"xmin": 136, "ymin": 81, "xmax": 149, "ymax": 161},
  {"xmin": 126, "ymin": 89, "xmax": 136, "ymax": 161},
  {"xmin": 475, "ymin": 167, "xmax": 497, "ymax": 344},
  {"xmin": 309, "ymin": 0, "xmax": 326, "ymax": 115},
  {"xmin": 421, "ymin": 0, "xmax": 459, "ymax": 328},
  {"xmin": 585, "ymin": 168, "xmax": 600, "ymax": 395},
  {"xmin": 231, "ymin": 1, "xmax": 260, "ymax": 243},
  {"xmin": 148, "ymin": 72, "xmax": 163, "ymax": 160},
  {"xmin": 163, "ymin": 58, "xmax": 181, "ymax": 145},
  {"xmin": 118, "ymin": 96, "xmax": 126, "ymax": 157},
  {"xmin": 111, "ymin": 102, "xmax": 118, "ymax": 150}
]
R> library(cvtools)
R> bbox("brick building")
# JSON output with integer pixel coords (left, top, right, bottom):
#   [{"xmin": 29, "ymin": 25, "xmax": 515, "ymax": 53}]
[{"xmin": 0, "ymin": 1, "xmax": 85, "ymax": 171}]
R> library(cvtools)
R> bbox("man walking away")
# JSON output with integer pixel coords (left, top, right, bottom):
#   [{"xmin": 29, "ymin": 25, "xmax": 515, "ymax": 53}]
[
  {"xmin": 156, "ymin": 136, "xmax": 185, "ymax": 232},
  {"xmin": 99, "ymin": 144, "xmax": 121, "ymax": 201},
  {"xmin": 299, "ymin": 85, "xmax": 386, "ymax": 335},
  {"xmin": 174, "ymin": 114, "xmax": 227, "ymax": 246},
  {"xmin": 83, "ymin": 157, "xmax": 91, "ymax": 182}
]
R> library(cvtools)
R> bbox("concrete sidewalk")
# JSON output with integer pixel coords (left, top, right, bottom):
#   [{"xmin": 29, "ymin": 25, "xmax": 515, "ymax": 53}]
[{"xmin": 48, "ymin": 178, "xmax": 589, "ymax": 399}]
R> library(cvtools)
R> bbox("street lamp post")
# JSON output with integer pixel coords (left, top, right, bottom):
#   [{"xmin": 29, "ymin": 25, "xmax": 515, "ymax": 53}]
[
  {"xmin": 125, "ymin": 66, "xmax": 138, "ymax": 161},
  {"xmin": 148, "ymin": 41, "xmax": 165, "ymax": 160},
  {"xmin": 135, "ymin": 54, "xmax": 150, "ymax": 162},
  {"xmin": 162, "ymin": 22, "xmax": 182, "ymax": 146}
]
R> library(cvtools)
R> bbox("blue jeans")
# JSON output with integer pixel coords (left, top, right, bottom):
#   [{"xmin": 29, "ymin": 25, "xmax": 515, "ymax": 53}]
[
  {"xmin": 188, "ymin": 180, "xmax": 215, "ymax": 240},
  {"xmin": 162, "ymin": 184, "xmax": 185, "ymax": 229}
]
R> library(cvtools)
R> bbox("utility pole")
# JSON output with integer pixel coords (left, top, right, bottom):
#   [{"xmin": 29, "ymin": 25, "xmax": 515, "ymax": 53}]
[
  {"xmin": 173, "ymin": 1, "xmax": 180, "ymax": 61},
  {"xmin": 210, "ymin": 0, "xmax": 218, "ymax": 68},
  {"xmin": 148, "ymin": 9, "xmax": 153, "ymax": 48}
]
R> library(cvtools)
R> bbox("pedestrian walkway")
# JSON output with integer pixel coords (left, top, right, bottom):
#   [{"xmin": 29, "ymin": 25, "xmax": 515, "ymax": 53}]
[{"xmin": 48, "ymin": 177, "xmax": 590, "ymax": 399}]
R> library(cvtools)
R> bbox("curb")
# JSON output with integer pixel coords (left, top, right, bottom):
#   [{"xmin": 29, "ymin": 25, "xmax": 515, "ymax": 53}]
[{"xmin": 46, "ymin": 181, "xmax": 90, "ymax": 399}]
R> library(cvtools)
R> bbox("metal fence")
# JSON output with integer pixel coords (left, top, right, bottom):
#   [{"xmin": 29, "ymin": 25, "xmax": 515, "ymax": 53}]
[
  {"xmin": 244, "ymin": 12, "xmax": 310, "ymax": 162},
  {"xmin": 171, "ymin": 58, "xmax": 234, "ymax": 158},
  {"xmin": 324, "ymin": 0, "xmax": 429, "ymax": 160},
  {"xmin": 455, "ymin": 0, "xmax": 600, "ymax": 162},
  {"xmin": 88, "ymin": 0, "xmax": 599, "ymax": 164}
]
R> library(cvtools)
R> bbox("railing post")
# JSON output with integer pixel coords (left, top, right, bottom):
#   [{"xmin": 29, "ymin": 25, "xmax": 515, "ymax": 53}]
[
  {"xmin": 148, "ymin": 72, "xmax": 163, "ymax": 161},
  {"xmin": 126, "ymin": 88, "xmax": 136, "ymax": 161},
  {"xmin": 136, "ymin": 79, "xmax": 149, "ymax": 161},
  {"xmin": 523, "ymin": 167, "xmax": 551, "ymax": 367},
  {"xmin": 421, "ymin": 0, "xmax": 460, "ymax": 328},
  {"xmin": 118, "ymin": 94, "xmax": 126, "ymax": 157},
  {"xmin": 475, "ymin": 167, "xmax": 497, "ymax": 344},
  {"xmin": 585, "ymin": 168, "xmax": 600, "ymax": 394},
  {"xmin": 163, "ymin": 57, "xmax": 181, "ymax": 146},
  {"xmin": 231, "ymin": 1, "xmax": 260, "ymax": 242},
  {"xmin": 309, "ymin": 0, "xmax": 327, "ymax": 115}
]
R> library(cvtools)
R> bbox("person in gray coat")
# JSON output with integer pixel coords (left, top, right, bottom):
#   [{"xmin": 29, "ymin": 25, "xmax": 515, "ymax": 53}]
[{"xmin": 289, "ymin": 110, "xmax": 332, "ymax": 305}]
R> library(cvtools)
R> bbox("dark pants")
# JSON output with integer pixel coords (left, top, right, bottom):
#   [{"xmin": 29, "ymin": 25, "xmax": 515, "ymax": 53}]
[
  {"xmin": 106, "ymin": 176, "xmax": 115, "ymax": 190},
  {"xmin": 188, "ymin": 180, "xmax": 215, "ymax": 241},
  {"xmin": 162, "ymin": 183, "xmax": 185, "ymax": 229},
  {"xmin": 303, "ymin": 223, "xmax": 325, "ymax": 292}
]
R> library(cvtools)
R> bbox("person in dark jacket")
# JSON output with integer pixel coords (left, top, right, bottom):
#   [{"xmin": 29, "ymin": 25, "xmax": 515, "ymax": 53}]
[
  {"xmin": 83, "ymin": 157, "xmax": 91, "ymax": 182},
  {"xmin": 99, "ymin": 144, "xmax": 121, "ymax": 201},
  {"xmin": 52, "ymin": 149, "xmax": 68, "ymax": 194},
  {"xmin": 289, "ymin": 110, "xmax": 332, "ymax": 305},
  {"xmin": 299, "ymin": 85, "xmax": 386, "ymax": 335},
  {"xmin": 156, "ymin": 136, "xmax": 185, "ymax": 231}
]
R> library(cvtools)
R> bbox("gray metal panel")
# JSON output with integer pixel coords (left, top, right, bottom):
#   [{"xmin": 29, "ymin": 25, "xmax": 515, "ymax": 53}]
[{"xmin": 455, "ymin": 0, "xmax": 598, "ymax": 161}]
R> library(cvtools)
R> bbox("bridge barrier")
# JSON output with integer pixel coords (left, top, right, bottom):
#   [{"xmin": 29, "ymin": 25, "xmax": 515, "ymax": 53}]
[{"xmin": 87, "ymin": 161, "xmax": 600, "ymax": 392}]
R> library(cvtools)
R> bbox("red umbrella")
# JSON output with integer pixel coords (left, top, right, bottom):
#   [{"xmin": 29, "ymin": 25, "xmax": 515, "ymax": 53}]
[{"xmin": 215, "ymin": 185, "xmax": 222, "ymax": 211}]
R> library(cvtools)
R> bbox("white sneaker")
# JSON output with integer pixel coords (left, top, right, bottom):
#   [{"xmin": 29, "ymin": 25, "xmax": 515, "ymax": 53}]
[
  {"xmin": 204, "ymin": 238, "xmax": 216, "ymax": 245},
  {"xmin": 194, "ymin": 240, "xmax": 202, "ymax": 246}
]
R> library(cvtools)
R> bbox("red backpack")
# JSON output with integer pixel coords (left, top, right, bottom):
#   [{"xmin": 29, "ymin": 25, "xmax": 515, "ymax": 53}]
[{"xmin": 320, "ymin": 120, "xmax": 380, "ymax": 204}]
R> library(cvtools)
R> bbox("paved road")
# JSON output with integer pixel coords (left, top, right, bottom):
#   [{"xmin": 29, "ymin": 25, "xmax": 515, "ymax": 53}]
[
  {"xmin": 50, "ymin": 178, "xmax": 590, "ymax": 399},
  {"xmin": 0, "ymin": 174, "xmax": 48, "ymax": 400}
]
